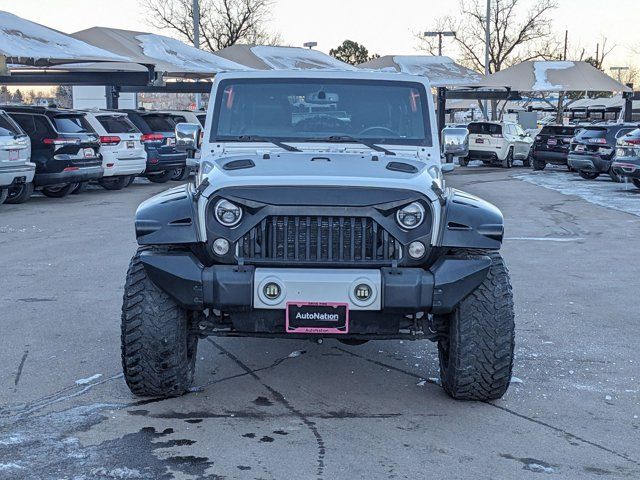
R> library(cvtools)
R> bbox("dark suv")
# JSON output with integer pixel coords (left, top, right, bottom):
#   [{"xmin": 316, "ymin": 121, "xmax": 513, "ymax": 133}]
[
  {"xmin": 3, "ymin": 106, "xmax": 103, "ymax": 197},
  {"xmin": 532, "ymin": 125, "xmax": 579, "ymax": 170},
  {"xmin": 568, "ymin": 123, "xmax": 639, "ymax": 181},
  {"xmin": 611, "ymin": 128, "xmax": 640, "ymax": 190},
  {"xmin": 118, "ymin": 110, "xmax": 187, "ymax": 183}
]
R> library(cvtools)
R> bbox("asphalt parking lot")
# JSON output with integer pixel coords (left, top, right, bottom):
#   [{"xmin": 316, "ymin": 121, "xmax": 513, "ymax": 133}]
[{"xmin": 1, "ymin": 169, "xmax": 639, "ymax": 480}]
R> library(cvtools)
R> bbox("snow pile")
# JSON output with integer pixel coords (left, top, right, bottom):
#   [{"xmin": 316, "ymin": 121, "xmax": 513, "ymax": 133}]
[
  {"xmin": 0, "ymin": 11, "xmax": 127, "ymax": 64},
  {"xmin": 251, "ymin": 46, "xmax": 357, "ymax": 71},
  {"xmin": 532, "ymin": 61, "xmax": 574, "ymax": 91},
  {"xmin": 392, "ymin": 56, "xmax": 482, "ymax": 86},
  {"xmin": 136, "ymin": 34, "xmax": 250, "ymax": 73}
]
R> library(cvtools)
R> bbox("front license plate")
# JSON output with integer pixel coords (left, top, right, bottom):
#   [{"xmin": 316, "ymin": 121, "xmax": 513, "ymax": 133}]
[
  {"xmin": 126, "ymin": 141, "xmax": 135, "ymax": 149},
  {"xmin": 475, "ymin": 138, "xmax": 485, "ymax": 144},
  {"xmin": 83, "ymin": 148, "xmax": 94, "ymax": 158},
  {"xmin": 286, "ymin": 302, "xmax": 349, "ymax": 334}
]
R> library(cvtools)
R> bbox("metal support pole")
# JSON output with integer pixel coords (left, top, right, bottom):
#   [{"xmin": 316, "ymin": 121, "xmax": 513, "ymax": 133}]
[
  {"xmin": 484, "ymin": 0, "xmax": 490, "ymax": 119},
  {"xmin": 624, "ymin": 83, "xmax": 634, "ymax": 122},
  {"xmin": 105, "ymin": 86, "xmax": 120, "ymax": 109},
  {"xmin": 437, "ymin": 87, "xmax": 447, "ymax": 140},
  {"xmin": 193, "ymin": 0, "xmax": 201, "ymax": 110}
]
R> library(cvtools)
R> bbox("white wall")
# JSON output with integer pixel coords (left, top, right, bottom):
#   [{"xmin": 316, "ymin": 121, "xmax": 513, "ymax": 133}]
[{"xmin": 72, "ymin": 86, "xmax": 137, "ymax": 109}]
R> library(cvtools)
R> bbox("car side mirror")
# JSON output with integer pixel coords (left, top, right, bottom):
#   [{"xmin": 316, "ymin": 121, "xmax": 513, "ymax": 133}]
[
  {"xmin": 441, "ymin": 127, "xmax": 469, "ymax": 158},
  {"xmin": 175, "ymin": 122, "xmax": 202, "ymax": 157}
]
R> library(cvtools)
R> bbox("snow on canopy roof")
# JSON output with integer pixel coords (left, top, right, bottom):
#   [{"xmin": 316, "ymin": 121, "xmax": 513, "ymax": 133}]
[
  {"xmin": 71, "ymin": 27, "xmax": 250, "ymax": 76},
  {"xmin": 0, "ymin": 11, "xmax": 129, "ymax": 66},
  {"xmin": 215, "ymin": 44, "xmax": 357, "ymax": 71},
  {"xmin": 477, "ymin": 61, "xmax": 632, "ymax": 93},
  {"xmin": 357, "ymin": 55, "xmax": 483, "ymax": 87}
]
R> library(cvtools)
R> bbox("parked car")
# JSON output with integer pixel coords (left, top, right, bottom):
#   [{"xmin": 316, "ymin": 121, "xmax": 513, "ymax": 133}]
[
  {"xmin": 3, "ymin": 106, "xmax": 103, "ymax": 198},
  {"xmin": 120, "ymin": 70, "xmax": 515, "ymax": 402},
  {"xmin": 119, "ymin": 110, "xmax": 188, "ymax": 183},
  {"xmin": 0, "ymin": 109, "xmax": 35, "ymax": 204},
  {"xmin": 532, "ymin": 125, "xmax": 580, "ymax": 171},
  {"xmin": 568, "ymin": 124, "xmax": 639, "ymax": 181},
  {"xmin": 83, "ymin": 111, "xmax": 146, "ymax": 190},
  {"xmin": 461, "ymin": 121, "xmax": 533, "ymax": 168},
  {"xmin": 611, "ymin": 128, "xmax": 640, "ymax": 189}
]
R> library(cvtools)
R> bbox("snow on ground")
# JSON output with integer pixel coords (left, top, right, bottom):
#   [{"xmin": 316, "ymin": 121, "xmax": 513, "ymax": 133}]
[
  {"xmin": 135, "ymin": 34, "xmax": 249, "ymax": 73},
  {"xmin": 251, "ymin": 46, "xmax": 357, "ymax": 71},
  {"xmin": 515, "ymin": 169, "xmax": 640, "ymax": 217},
  {"xmin": 0, "ymin": 11, "xmax": 126, "ymax": 63}
]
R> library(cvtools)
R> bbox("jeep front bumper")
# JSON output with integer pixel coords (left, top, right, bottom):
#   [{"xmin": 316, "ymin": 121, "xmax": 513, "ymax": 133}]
[{"xmin": 139, "ymin": 250, "xmax": 491, "ymax": 316}]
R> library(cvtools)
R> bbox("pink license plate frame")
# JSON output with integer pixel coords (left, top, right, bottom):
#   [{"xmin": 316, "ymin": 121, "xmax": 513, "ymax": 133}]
[{"xmin": 285, "ymin": 302, "xmax": 349, "ymax": 335}]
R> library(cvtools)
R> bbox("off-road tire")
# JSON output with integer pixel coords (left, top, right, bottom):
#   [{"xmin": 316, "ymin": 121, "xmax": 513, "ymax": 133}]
[
  {"xmin": 6, "ymin": 182, "xmax": 34, "ymax": 204},
  {"xmin": 458, "ymin": 157, "xmax": 469, "ymax": 167},
  {"xmin": 146, "ymin": 170, "xmax": 174, "ymax": 183},
  {"xmin": 99, "ymin": 176, "xmax": 131, "ymax": 191},
  {"xmin": 633, "ymin": 178, "xmax": 640, "ymax": 189},
  {"xmin": 121, "ymin": 248, "xmax": 198, "ymax": 397},
  {"xmin": 41, "ymin": 184, "xmax": 74, "ymax": 198},
  {"xmin": 171, "ymin": 167, "xmax": 190, "ymax": 181},
  {"xmin": 0, "ymin": 188, "xmax": 8, "ymax": 204},
  {"xmin": 501, "ymin": 148, "xmax": 514, "ymax": 168},
  {"xmin": 533, "ymin": 158, "xmax": 546, "ymax": 171},
  {"xmin": 436, "ymin": 250, "xmax": 515, "ymax": 401},
  {"xmin": 579, "ymin": 171, "xmax": 600, "ymax": 180}
]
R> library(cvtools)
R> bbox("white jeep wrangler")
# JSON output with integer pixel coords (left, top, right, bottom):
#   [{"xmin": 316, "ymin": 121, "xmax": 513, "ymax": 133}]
[{"xmin": 121, "ymin": 70, "xmax": 515, "ymax": 401}]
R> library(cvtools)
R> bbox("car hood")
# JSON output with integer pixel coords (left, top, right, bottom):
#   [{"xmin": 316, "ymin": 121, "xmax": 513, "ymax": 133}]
[{"xmin": 200, "ymin": 152, "xmax": 438, "ymax": 200}]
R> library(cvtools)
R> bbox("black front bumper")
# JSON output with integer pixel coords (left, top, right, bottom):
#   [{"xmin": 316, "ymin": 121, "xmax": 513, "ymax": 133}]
[{"xmin": 139, "ymin": 250, "xmax": 491, "ymax": 317}]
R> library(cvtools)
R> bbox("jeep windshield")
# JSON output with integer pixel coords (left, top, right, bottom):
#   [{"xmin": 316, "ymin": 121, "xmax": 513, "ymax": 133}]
[{"xmin": 211, "ymin": 78, "xmax": 432, "ymax": 146}]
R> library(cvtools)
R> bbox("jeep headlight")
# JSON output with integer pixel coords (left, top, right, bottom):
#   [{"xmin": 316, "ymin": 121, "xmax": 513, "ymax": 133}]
[
  {"xmin": 214, "ymin": 199, "xmax": 242, "ymax": 227},
  {"xmin": 396, "ymin": 202, "xmax": 425, "ymax": 230}
]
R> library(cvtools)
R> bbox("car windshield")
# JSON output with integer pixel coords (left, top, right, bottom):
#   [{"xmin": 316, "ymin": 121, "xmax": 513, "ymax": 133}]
[
  {"xmin": 540, "ymin": 126, "xmax": 575, "ymax": 136},
  {"xmin": 53, "ymin": 115, "xmax": 93, "ymax": 134},
  {"xmin": 211, "ymin": 78, "xmax": 432, "ymax": 146},
  {"xmin": 97, "ymin": 115, "xmax": 139, "ymax": 134},
  {"xmin": 467, "ymin": 123, "xmax": 502, "ymax": 135}
]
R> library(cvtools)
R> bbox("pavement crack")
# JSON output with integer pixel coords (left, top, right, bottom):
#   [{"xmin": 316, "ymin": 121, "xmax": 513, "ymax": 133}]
[
  {"xmin": 335, "ymin": 346, "xmax": 640, "ymax": 467},
  {"xmin": 13, "ymin": 349, "xmax": 29, "ymax": 391},
  {"xmin": 207, "ymin": 338, "xmax": 326, "ymax": 480}
]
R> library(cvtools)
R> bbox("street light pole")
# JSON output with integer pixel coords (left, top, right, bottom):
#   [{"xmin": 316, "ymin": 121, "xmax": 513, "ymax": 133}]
[
  {"xmin": 610, "ymin": 66, "xmax": 629, "ymax": 83},
  {"xmin": 193, "ymin": 0, "xmax": 201, "ymax": 110},
  {"xmin": 423, "ymin": 31, "xmax": 456, "ymax": 56}
]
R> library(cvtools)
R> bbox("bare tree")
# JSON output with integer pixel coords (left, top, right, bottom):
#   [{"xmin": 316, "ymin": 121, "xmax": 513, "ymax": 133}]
[
  {"xmin": 141, "ymin": 0, "xmax": 281, "ymax": 52},
  {"xmin": 419, "ymin": 0, "xmax": 559, "ymax": 73}
]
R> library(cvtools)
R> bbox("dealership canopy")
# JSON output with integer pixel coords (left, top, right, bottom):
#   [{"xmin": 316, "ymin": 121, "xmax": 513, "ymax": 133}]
[
  {"xmin": 357, "ymin": 55, "xmax": 483, "ymax": 87},
  {"xmin": 0, "ymin": 11, "xmax": 129, "ymax": 67},
  {"xmin": 70, "ymin": 27, "xmax": 250, "ymax": 77},
  {"xmin": 477, "ymin": 61, "xmax": 632, "ymax": 93},
  {"xmin": 215, "ymin": 44, "xmax": 357, "ymax": 71}
]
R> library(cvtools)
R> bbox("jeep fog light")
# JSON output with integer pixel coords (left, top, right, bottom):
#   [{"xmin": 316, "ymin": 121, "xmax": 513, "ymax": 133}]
[
  {"xmin": 213, "ymin": 238, "xmax": 230, "ymax": 255},
  {"xmin": 354, "ymin": 284, "xmax": 372, "ymax": 301},
  {"xmin": 215, "ymin": 199, "xmax": 242, "ymax": 227},
  {"xmin": 408, "ymin": 241, "xmax": 426, "ymax": 259},
  {"xmin": 396, "ymin": 202, "xmax": 425, "ymax": 229},
  {"xmin": 263, "ymin": 282, "xmax": 281, "ymax": 300}
]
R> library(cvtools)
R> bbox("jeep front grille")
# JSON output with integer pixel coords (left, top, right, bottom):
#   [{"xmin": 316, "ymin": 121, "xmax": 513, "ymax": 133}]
[{"xmin": 237, "ymin": 216, "xmax": 401, "ymax": 265}]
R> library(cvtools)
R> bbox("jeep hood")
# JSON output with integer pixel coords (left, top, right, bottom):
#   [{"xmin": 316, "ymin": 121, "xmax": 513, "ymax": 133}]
[{"xmin": 201, "ymin": 152, "xmax": 439, "ymax": 199}]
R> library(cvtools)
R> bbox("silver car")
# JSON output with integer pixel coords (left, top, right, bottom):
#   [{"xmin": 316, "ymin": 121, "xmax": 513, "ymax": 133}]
[{"xmin": 0, "ymin": 110, "xmax": 34, "ymax": 204}]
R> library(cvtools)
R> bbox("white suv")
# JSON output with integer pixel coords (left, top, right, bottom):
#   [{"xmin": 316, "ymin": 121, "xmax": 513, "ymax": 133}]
[
  {"xmin": 461, "ymin": 121, "xmax": 533, "ymax": 168},
  {"xmin": 83, "ymin": 111, "xmax": 147, "ymax": 190}
]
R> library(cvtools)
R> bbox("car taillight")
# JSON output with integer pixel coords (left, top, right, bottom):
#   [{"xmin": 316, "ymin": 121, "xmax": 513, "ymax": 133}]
[
  {"xmin": 622, "ymin": 138, "xmax": 640, "ymax": 146},
  {"xmin": 100, "ymin": 135, "xmax": 121, "ymax": 145},
  {"xmin": 43, "ymin": 138, "xmax": 81, "ymax": 146},
  {"xmin": 141, "ymin": 133, "xmax": 164, "ymax": 143}
]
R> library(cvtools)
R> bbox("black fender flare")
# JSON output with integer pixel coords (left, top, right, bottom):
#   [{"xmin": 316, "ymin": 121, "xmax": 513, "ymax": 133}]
[
  {"xmin": 438, "ymin": 188, "xmax": 504, "ymax": 250},
  {"xmin": 135, "ymin": 185, "xmax": 200, "ymax": 245}
]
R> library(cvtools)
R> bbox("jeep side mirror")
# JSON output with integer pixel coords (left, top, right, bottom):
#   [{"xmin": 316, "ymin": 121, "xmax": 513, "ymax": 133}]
[
  {"xmin": 441, "ymin": 127, "xmax": 469, "ymax": 158},
  {"xmin": 175, "ymin": 122, "xmax": 202, "ymax": 157}
]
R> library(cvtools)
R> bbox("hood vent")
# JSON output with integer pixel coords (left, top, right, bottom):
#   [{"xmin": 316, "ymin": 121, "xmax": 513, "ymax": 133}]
[{"xmin": 386, "ymin": 161, "xmax": 418, "ymax": 174}]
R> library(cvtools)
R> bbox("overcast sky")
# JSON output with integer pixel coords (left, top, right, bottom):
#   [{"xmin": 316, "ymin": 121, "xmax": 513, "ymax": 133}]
[{"xmin": 1, "ymin": 0, "xmax": 638, "ymax": 70}]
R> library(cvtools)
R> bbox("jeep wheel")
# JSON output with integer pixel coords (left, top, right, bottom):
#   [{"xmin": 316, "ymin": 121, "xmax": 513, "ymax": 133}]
[
  {"xmin": 458, "ymin": 157, "xmax": 469, "ymax": 167},
  {"xmin": 533, "ymin": 158, "xmax": 546, "ymax": 171},
  {"xmin": 146, "ymin": 170, "xmax": 174, "ymax": 183},
  {"xmin": 501, "ymin": 148, "xmax": 514, "ymax": 168},
  {"xmin": 171, "ymin": 167, "xmax": 190, "ymax": 181},
  {"xmin": 633, "ymin": 178, "xmax": 640, "ymax": 189},
  {"xmin": 579, "ymin": 171, "xmax": 600, "ymax": 180},
  {"xmin": 41, "ymin": 184, "xmax": 74, "ymax": 198},
  {"xmin": 436, "ymin": 250, "xmax": 515, "ymax": 401},
  {"xmin": 121, "ymin": 248, "xmax": 198, "ymax": 397},
  {"xmin": 0, "ymin": 188, "xmax": 7, "ymax": 205},
  {"xmin": 6, "ymin": 182, "xmax": 34, "ymax": 204},
  {"xmin": 99, "ymin": 176, "xmax": 131, "ymax": 191}
]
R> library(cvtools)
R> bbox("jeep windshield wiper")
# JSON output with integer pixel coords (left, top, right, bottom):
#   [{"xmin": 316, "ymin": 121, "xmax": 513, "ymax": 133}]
[
  {"xmin": 306, "ymin": 135, "xmax": 396, "ymax": 156},
  {"xmin": 233, "ymin": 135, "xmax": 302, "ymax": 152}
]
